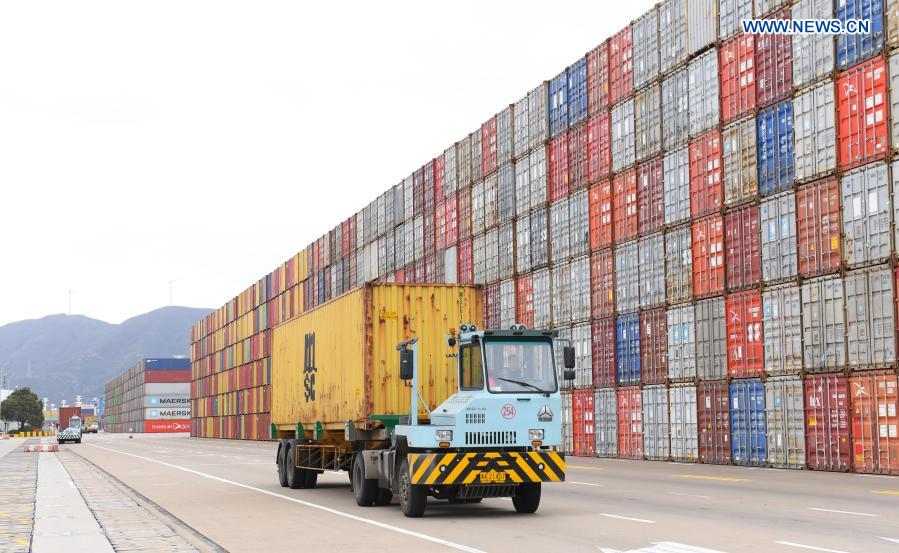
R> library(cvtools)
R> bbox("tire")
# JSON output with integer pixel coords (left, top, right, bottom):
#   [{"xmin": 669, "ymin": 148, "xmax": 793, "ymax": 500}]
[
  {"xmin": 398, "ymin": 458, "xmax": 427, "ymax": 517},
  {"xmin": 512, "ymin": 483, "xmax": 541, "ymax": 514},
  {"xmin": 352, "ymin": 454, "xmax": 377, "ymax": 506},
  {"xmin": 75, "ymin": 439, "xmax": 81, "ymax": 444},
  {"xmin": 304, "ymin": 470, "xmax": 318, "ymax": 489},
  {"xmin": 374, "ymin": 487, "xmax": 393, "ymax": 506},
  {"xmin": 285, "ymin": 446, "xmax": 306, "ymax": 489},
  {"xmin": 277, "ymin": 444, "xmax": 289, "ymax": 488}
]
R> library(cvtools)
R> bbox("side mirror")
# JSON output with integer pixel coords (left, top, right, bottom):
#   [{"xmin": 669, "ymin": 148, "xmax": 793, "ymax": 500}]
[
  {"xmin": 563, "ymin": 346, "xmax": 576, "ymax": 369},
  {"xmin": 399, "ymin": 349, "xmax": 414, "ymax": 380}
]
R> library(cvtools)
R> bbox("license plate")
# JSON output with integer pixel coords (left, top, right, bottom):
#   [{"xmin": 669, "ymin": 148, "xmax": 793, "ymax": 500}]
[{"xmin": 479, "ymin": 470, "xmax": 507, "ymax": 484}]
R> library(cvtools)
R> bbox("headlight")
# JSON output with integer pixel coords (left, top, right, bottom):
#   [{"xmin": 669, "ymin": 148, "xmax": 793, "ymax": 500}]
[
  {"xmin": 528, "ymin": 429, "xmax": 544, "ymax": 441},
  {"xmin": 435, "ymin": 430, "xmax": 453, "ymax": 442}
]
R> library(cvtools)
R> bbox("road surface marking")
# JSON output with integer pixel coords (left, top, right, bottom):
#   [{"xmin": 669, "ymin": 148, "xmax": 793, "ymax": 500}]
[
  {"xmin": 878, "ymin": 537, "xmax": 899, "ymax": 544},
  {"xmin": 568, "ymin": 481, "xmax": 603, "ymax": 487},
  {"xmin": 671, "ymin": 474, "xmax": 750, "ymax": 483},
  {"xmin": 85, "ymin": 443, "xmax": 486, "ymax": 553},
  {"xmin": 871, "ymin": 490, "xmax": 899, "ymax": 495},
  {"xmin": 569, "ymin": 465, "xmax": 604, "ymax": 471},
  {"xmin": 668, "ymin": 492, "xmax": 711, "ymax": 499},
  {"xmin": 597, "ymin": 542, "xmax": 726, "ymax": 553},
  {"xmin": 856, "ymin": 474, "xmax": 893, "ymax": 479},
  {"xmin": 807, "ymin": 507, "xmax": 878, "ymax": 517},
  {"xmin": 774, "ymin": 541, "xmax": 849, "ymax": 553},
  {"xmin": 600, "ymin": 513, "xmax": 655, "ymax": 523}
]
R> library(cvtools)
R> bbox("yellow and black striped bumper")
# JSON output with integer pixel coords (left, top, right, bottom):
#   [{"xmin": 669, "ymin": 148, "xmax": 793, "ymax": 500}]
[{"xmin": 408, "ymin": 451, "xmax": 565, "ymax": 486}]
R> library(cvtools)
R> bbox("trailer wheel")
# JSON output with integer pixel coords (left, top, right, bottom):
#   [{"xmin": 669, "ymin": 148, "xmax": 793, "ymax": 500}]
[
  {"xmin": 352, "ymin": 454, "xmax": 377, "ymax": 506},
  {"xmin": 374, "ymin": 487, "xmax": 393, "ymax": 506},
  {"xmin": 398, "ymin": 458, "xmax": 426, "ymax": 517},
  {"xmin": 285, "ymin": 446, "xmax": 306, "ymax": 489},
  {"xmin": 276, "ymin": 444, "xmax": 288, "ymax": 487},
  {"xmin": 512, "ymin": 482, "xmax": 541, "ymax": 514}
]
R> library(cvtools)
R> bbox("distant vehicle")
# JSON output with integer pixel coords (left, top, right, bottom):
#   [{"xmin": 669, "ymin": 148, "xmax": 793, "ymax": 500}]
[
  {"xmin": 86, "ymin": 422, "xmax": 99, "ymax": 433},
  {"xmin": 83, "ymin": 416, "xmax": 99, "ymax": 433},
  {"xmin": 57, "ymin": 426, "xmax": 82, "ymax": 444}
]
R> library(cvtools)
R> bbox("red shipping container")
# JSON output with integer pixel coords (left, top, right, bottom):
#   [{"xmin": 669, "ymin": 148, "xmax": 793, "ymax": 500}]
[
  {"xmin": 587, "ymin": 112, "xmax": 611, "ymax": 183},
  {"xmin": 145, "ymin": 420, "xmax": 191, "ymax": 433},
  {"xmin": 458, "ymin": 239, "xmax": 473, "ymax": 285},
  {"xmin": 482, "ymin": 116, "xmax": 497, "ymax": 177},
  {"xmin": 719, "ymin": 33, "xmax": 756, "ymax": 123},
  {"xmin": 725, "ymin": 290, "xmax": 764, "ymax": 377},
  {"xmin": 587, "ymin": 41, "xmax": 610, "ymax": 115},
  {"xmin": 572, "ymin": 388, "xmax": 596, "ymax": 457},
  {"xmin": 754, "ymin": 8, "xmax": 792, "ymax": 108},
  {"xmin": 592, "ymin": 318, "xmax": 616, "ymax": 388},
  {"xmin": 394, "ymin": 268, "xmax": 405, "ymax": 283},
  {"xmin": 434, "ymin": 155, "xmax": 445, "ymax": 200},
  {"xmin": 445, "ymin": 193, "xmax": 458, "ymax": 247},
  {"xmin": 145, "ymin": 370, "xmax": 191, "ymax": 383},
  {"xmin": 609, "ymin": 25, "xmax": 633, "ymax": 106},
  {"xmin": 637, "ymin": 157, "xmax": 664, "ymax": 236},
  {"xmin": 697, "ymin": 380, "xmax": 731, "ymax": 464},
  {"xmin": 724, "ymin": 205, "xmax": 761, "ymax": 290},
  {"xmin": 805, "ymin": 374, "xmax": 851, "ymax": 472},
  {"xmin": 568, "ymin": 120, "xmax": 589, "ymax": 192},
  {"xmin": 589, "ymin": 180, "xmax": 613, "ymax": 250},
  {"xmin": 640, "ymin": 308, "xmax": 668, "ymax": 385},
  {"xmin": 458, "ymin": 186, "xmax": 472, "ymax": 242},
  {"xmin": 850, "ymin": 372, "xmax": 899, "ymax": 475},
  {"xmin": 689, "ymin": 130, "xmax": 723, "ymax": 218},
  {"xmin": 549, "ymin": 133, "xmax": 570, "ymax": 202},
  {"xmin": 435, "ymin": 201, "xmax": 446, "ymax": 251},
  {"xmin": 617, "ymin": 386, "xmax": 643, "ymax": 459},
  {"xmin": 692, "ymin": 215, "xmax": 725, "ymax": 298},
  {"xmin": 837, "ymin": 57, "xmax": 890, "ymax": 172},
  {"xmin": 796, "ymin": 178, "xmax": 841, "ymax": 277},
  {"xmin": 590, "ymin": 248, "xmax": 615, "ymax": 319},
  {"xmin": 613, "ymin": 168, "xmax": 638, "ymax": 243},
  {"xmin": 516, "ymin": 273, "xmax": 534, "ymax": 327},
  {"xmin": 484, "ymin": 282, "xmax": 501, "ymax": 329}
]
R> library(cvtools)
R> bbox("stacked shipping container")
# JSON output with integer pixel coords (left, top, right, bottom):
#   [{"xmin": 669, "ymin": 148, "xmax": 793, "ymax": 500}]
[
  {"xmin": 104, "ymin": 358, "xmax": 191, "ymax": 433},
  {"xmin": 191, "ymin": 0, "xmax": 899, "ymax": 475}
]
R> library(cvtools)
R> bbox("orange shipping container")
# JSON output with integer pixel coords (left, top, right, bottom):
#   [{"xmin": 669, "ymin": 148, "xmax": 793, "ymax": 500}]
[
  {"xmin": 724, "ymin": 205, "xmax": 761, "ymax": 291},
  {"xmin": 613, "ymin": 168, "xmax": 639, "ymax": 243},
  {"xmin": 837, "ymin": 57, "xmax": 889, "ymax": 172},
  {"xmin": 617, "ymin": 386, "xmax": 643, "ymax": 459},
  {"xmin": 719, "ymin": 33, "xmax": 756, "ymax": 123},
  {"xmin": 726, "ymin": 290, "xmax": 764, "ymax": 378},
  {"xmin": 850, "ymin": 372, "xmax": 899, "ymax": 475},
  {"xmin": 796, "ymin": 178, "xmax": 842, "ymax": 277},
  {"xmin": 692, "ymin": 215, "xmax": 725, "ymax": 298},
  {"xmin": 590, "ymin": 248, "xmax": 615, "ymax": 319},
  {"xmin": 689, "ymin": 130, "xmax": 723, "ymax": 218},
  {"xmin": 589, "ymin": 180, "xmax": 613, "ymax": 251}
]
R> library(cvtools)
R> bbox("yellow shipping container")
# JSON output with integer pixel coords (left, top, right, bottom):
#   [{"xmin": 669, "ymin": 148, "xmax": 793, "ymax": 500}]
[{"xmin": 272, "ymin": 284, "xmax": 482, "ymax": 433}]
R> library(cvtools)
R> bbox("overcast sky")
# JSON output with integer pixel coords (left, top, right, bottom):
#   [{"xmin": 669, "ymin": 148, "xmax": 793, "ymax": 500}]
[{"xmin": 0, "ymin": 1, "xmax": 654, "ymax": 326}]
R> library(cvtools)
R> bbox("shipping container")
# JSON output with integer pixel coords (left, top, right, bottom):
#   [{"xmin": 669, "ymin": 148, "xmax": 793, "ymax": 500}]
[
  {"xmin": 516, "ymin": 273, "xmax": 533, "ymax": 327},
  {"xmin": 635, "ymin": 84, "xmax": 662, "ymax": 162},
  {"xmin": 892, "ymin": 54, "xmax": 899, "ymax": 152},
  {"xmin": 793, "ymin": 80, "xmax": 837, "ymax": 183},
  {"xmin": 722, "ymin": 117, "xmax": 758, "ymax": 206},
  {"xmin": 551, "ymin": 261, "xmax": 571, "ymax": 326},
  {"xmin": 724, "ymin": 205, "xmax": 761, "ymax": 290},
  {"xmin": 695, "ymin": 297, "xmax": 727, "ymax": 381},
  {"xmin": 667, "ymin": 304, "xmax": 697, "ymax": 381},
  {"xmin": 533, "ymin": 267, "xmax": 551, "ymax": 328},
  {"xmin": 726, "ymin": 290, "xmax": 764, "ymax": 378},
  {"xmin": 614, "ymin": 168, "xmax": 639, "ymax": 243},
  {"xmin": 792, "ymin": 0, "xmax": 835, "ymax": 90},
  {"xmin": 471, "ymin": 128, "xmax": 483, "ymax": 180},
  {"xmin": 514, "ymin": 95, "xmax": 529, "ymax": 160},
  {"xmin": 588, "ymin": 112, "xmax": 612, "ymax": 183},
  {"xmin": 515, "ymin": 157, "xmax": 530, "ymax": 218},
  {"xmin": 616, "ymin": 313, "xmax": 642, "ymax": 385},
  {"xmin": 592, "ymin": 318, "xmax": 617, "ymax": 388},
  {"xmin": 662, "ymin": 67, "xmax": 690, "ymax": 150},
  {"xmin": 612, "ymin": 99, "xmax": 636, "ymax": 172},
  {"xmin": 591, "ymin": 248, "xmax": 615, "ymax": 319},
  {"xmin": 633, "ymin": 8, "xmax": 660, "ymax": 90},
  {"xmin": 692, "ymin": 215, "xmax": 725, "ymax": 298},
  {"xmin": 640, "ymin": 308, "xmax": 668, "ymax": 385},
  {"xmin": 531, "ymin": 207, "xmax": 549, "ymax": 269},
  {"xmin": 670, "ymin": 384, "xmax": 699, "ymax": 461},
  {"xmin": 687, "ymin": 0, "xmax": 717, "ymax": 55},
  {"xmin": 615, "ymin": 241, "xmax": 640, "ymax": 313},
  {"xmin": 845, "ymin": 266, "xmax": 896, "ymax": 368},
  {"xmin": 550, "ymin": 198, "xmax": 571, "ymax": 263},
  {"xmin": 690, "ymin": 129, "xmax": 723, "ymax": 218},
  {"xmin": 570, "ymin": 255, "xmax": 591, "ymax": 323},
  {"xmin": 890, "ymin": 0, "xmax": 899, "ymax": 51},
  {"xmin": 562, "ymin": 390, "xmax": 573, "ymax": 453},
  {"xmin": 805, "ymin": 374, "xmax": 852, "ymax": 471},
  {"xmin": 497, "ymin": 106, "xmax": 514, "ymax": 167},
  {"xmin": 571, "ymin": 323, "xmax": 593, "ymax": 388},
  {"xmin": 659, "ymin": 0, "xmax": 687, "ymax": 74},
  {"xmin": 594, "ymin": 388, "xmax": 618, "ymax": 457},
  {"xmin": 638, "ymin": 157, "xmax": 664, "ymax": 236},
  {"xmin": 755, "ymin": 8, "xmax": 793, "ymax": 107},
  {"xmin": 688, "ymin": 49, "xmax": 720, "ymax": 136},
  {"xmin": 664, "ymin": 147, "xmax": 692, "ymax": 226},
  {"xmin": 757, "ymin": 100, "xmax": 795, "ymax": 196},
  {"xmin": 458, "ymin": 136, "xmax": 472, "ymax": 189},
  {"xmin": 568, "ymin": 57, "xmax": 589, "ymax": 128},
  {"xmin": 665, "ymin": 225, "xmax": 693, "ymax": 305},
  {"xmin": 484, "ymin": 174, "xmax": 498, "ymax": 231},
  {"xmin": 755, "ymin": 0, "xmax": 788, "ymax": 17},
  {"xmin": 796, "ymin": 178, "xmax": 842, "ymax": 277},
  {"xmin": 569, "ymin": 190, "xmax": 590, "ymax": 257},
  {"xmin": 497, "ymin": 222, "xmax": 514, "ymax": 281},
  {"xmin": 719, "ymin": 30, "xmax": 755, "ymax": 125},
  {"xmin": 719, "ymin": 0, "xmax": 752, "ymax": 40},
  {"xmin": 610, "ymin": 25, "xmax": 634, "ymax": 105},
  {"xmin": 568, "ymin": 121, "xmax": 589, "ymax": 192},
  {"xmin": 550, "ymin": 69, "xmax": 569, "ymax": 139},
  {"xmin": 639, "ymin": 233, "xmax": 665, "ymax": 308},
  {"xmin": 802, "ymin": 275, "xmax": 847, "ymax": 371},
  {"xmin": 836, "ymin": 0, "xmax": 885, "ymax": 69},
  {"xmin": 528, "ymin": 83, "xmax": 549, "ymax": 150},
  {"xmin": 617, "ymin": 386, "xmax": 644, "ymax": 459},
  {"xmin": 529, "ymin": 147, "xmax": 548, "ymax": 210},
  {"xmin": 849, "ymin": 372, "xmax": 899, "ymax": 474},
  {"xmin": 765, "ymin": 376, "xmax": 806, "ymax": 469},
  {"xmin": 587, "ymin": 42, "xmax": 610, "ymax": 115},
  {"xmin": 589, "ymin": 180, "xmax": 614, "ymax": 250},
  {"xmin": 571, "ymin": 388, "xmax": 595, "ymax": 456},
  {"xmin": 730, "ymin": 378, "xmax": 767, "ymax": 466},
  {"xmin": 643, "ymin": 385, "xmax": 670, "ymax": 460},
  {"xmin": 482, "ymin": 116, "xmax": 497, "ymax": 178},
  {"xmin": 549, "ymin": 134, "xmax": 569, "ymax": 202},
  {"xmin": 497, "ymin": 164, "xmax": 515, "ymax": 226},
  {"xmin": 760, "ymin": 191, "xmax": 798, "ymax": 283},
  {"xmin": 837, "ymin": 58, "xmax": 890, "ymax": 171},
  {"xmin": 762, "ymin": 284, "xmax": 803, "ymax": 375},
  {"xmin": 841, "ymin": 162, "xmax": 891, "ymax": 268},
  {"xmin": 698, "ymin": 380, "xmax": 731, "ymax": 464}
]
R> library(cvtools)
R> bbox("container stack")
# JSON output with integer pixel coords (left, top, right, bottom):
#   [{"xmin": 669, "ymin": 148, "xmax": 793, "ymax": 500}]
[
  {"xmin": 104, "ymin": 358, "xmax": 191, "ymax": 433},
  {"xmin": 191, "ymin": 0, "xmax": 899, "ymax": 475}
]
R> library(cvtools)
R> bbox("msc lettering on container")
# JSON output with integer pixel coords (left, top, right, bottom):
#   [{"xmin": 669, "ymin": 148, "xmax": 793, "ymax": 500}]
[{"xmin": 304, "ymin": 332, "xmax": 317, "ymax": 402}]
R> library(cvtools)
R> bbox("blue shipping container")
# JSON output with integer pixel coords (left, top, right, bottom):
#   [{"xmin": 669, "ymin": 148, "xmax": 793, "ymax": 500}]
[
  {"xmin": 549, "ymin": 69, "xmax": 569, "ymax": 138},
  {"xmin": 567, "ymin": 57, "xmax": 588, "ymax": 128},
  {"xmin": 144, "ymin": 358, "xmax": 191, "ymax": 371},
  {"xmin": 729, "ymin": 378, "xmax": 767, "ymax": 466},
  {"xmin": 616, "ymin": 313, "xmax": 641, "ymax": 385},
  {"xmin": 836, "ymin": 0, "xmax": 884, "ymax": 69},
  {"xmin": 757, "ymin": 100, "xmax": 794, "ymax": 196}
]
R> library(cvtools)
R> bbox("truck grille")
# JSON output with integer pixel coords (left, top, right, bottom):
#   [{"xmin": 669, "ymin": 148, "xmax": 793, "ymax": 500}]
[
  {"xmin": 464, "ymin": 413, "xmax": 486, "ymax": 424},
  {"xmin": 464, "ymin": 431, "xmax": 517, "ymax": 446}
]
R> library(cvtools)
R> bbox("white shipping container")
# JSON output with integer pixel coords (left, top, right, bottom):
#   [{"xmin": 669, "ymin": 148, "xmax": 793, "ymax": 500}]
[
  {"xmin": 687, "ymin": 0, "xmax": 717, "ymax": 55},
  {"xmin": 550, "ymin": 198, "xmax": 571, "ymax": 262},
  {"xmin": 516, "ymin": 216, "xmax": 531, "ymax": 274},
  {"xmin": 499, "ymin": 278, "xmax": 517, "ymax": 329},
  {"xmin": 376, "ymin": 193, "xmax": 386, "ymax": 237},
  {"xmin": 667, "ymin": 305, "xmax": 697, "ymax": 380},
  {"xmin": 765, "ymin": 377, "xmax": 806, "ymax": 469},
  {"xmin": 722, "ymin": 117, "xmax": 758, "ymax": 206},
  {"xmin": 354, "ymin": 250, "xmax": 364, "ymax": 288},
  {"xmin": 485, "ymin": 227, "xmax": 499, "ymax": 283},
  {"xmin": 755, "ymin": 0, "xmax": 787, "ymax": 17},
  {"xmin": 664, "ymin": 147, "xmax": 691, "ymax": 225},
  {"xmin": 802, "ymin": 275, "xmax": 846, "ymax": 371},
  {"xmin": 612, "ymin": 99, "xmax": 636, "ymax": 172},
  {"xmin": 763, "ymin": 284, "xmax": 803, "ymax": 375},
  {"xmin": 144, "ymin": 407, "xmax": 191, "ymax": 420},
  {"xmin": 639, "ymin": 233, "xmax": 666, "ymax": 308},
  {"xmin": 665, "ymin": 225, "xmax": 693, "ymax": 305},
  {"xmin": 793, "ymin": 80, "xmax": 836, "ymax": 182},
  {"xmin": 760, "ymin": 191, "xmax": 798, "ymax": 282},
  {"xmin": 570, "ymin": 255, "xmax": 591, "ymax": 323},
  {"xmin": 533, "ymin": 267, "xmax": 551, "ymax": 328},
  {"xmin": 688, "ymin": 50, "xmax": 720, "ymax": 136},
  {"xmin": 515, "ymin": 158, "xmax": 530, "ymax": 217},
  {"xmin": 845, "ymin": 266, "xmax": 897, "ymax": 367},
  {"xmin": 662, "ymin": 68, "xmax": 690, "ymax": 150},
  {"xmin": 364, "ymin": 242, "xmax": 378, "ymax": 282},
  {"xmin": 571, "ymin": 323, "xmax": 593, "ymax": 388},
  {"xmin": 356, "ymin": 210, "xmax": 365, "ymax": 251},
  {"xmin": 695, "ymin": 297, "xmax": 726, "ymax": 380},
  {"xmin": 531, "ymin": 207, "xmax": 550, "ymax": 268},
  {"xmin": 402, "ymin": 221, "xmax": 414, "ymax": 266},
  {"xmin": 633, "ymin": 8, "xmax": 660, "ymax": 90},
  {"xmin": 514, "ymin": 94, "xmax": 529, "ymax": 159},
  {"xmin": 498, "ymin": 222, "xmax": 515, "ymax": 281},
  {"xmin": 551, "ymin": 261, "xmax": 572, "ymax": 326},
  {"xmin": 594, "ymin": 388, "xmax": 618, "ymax": 458},
  {"xmin": 392, "ymin": 183, "xmax": 404, "ymax": 228},
  {"xmin": 719, "ymin": 0, "xmax": 753, "ymax": 40},
  {"xmin": 659, "ymin": 0, "xmax": 687, "ymax": 74},
  {"xmin": 444, "ymin": 145, "xmax": 457, "ymax": 197},
  {"xmin": 498, "ymin": 164, "xmax": 516, "ymax": 224},
  {"xmin": 562, "ymin": 390, "xmax": 573, "ymax": 450},
  {"xmin": 892, "ymin": 54, "xmax": 899, "ymax": 152},
  {"xmin": 458, "ymin": 135, "xmax": 471, "ymax": 188},
  {"xmin": 403, "ymin": 175, "xmax": 414, "ymax": 222},
  {"xmin": 669, "ymin": 384, "xmax": 699, "ymax": 461},
  {"xmin": 471, "ymin": 130, "xmax": 482, "ymax": 182},
  {"xmin": 635, "ymin": 83, "xmax": 662, "ymax": 162},
  {"xmin": 473, "ymin": 233, "xmax": 486, "ymax": 285},
  {"xmin": 792, "ymin": 0, "xmax": 835, "ymax": 90},
  {"xmin": 642, "ymin": 385, "xmax": 670, "ymax": 460},
  {"xmin": 615, "ymin": 241, "xmax": 640, "ymax": 313},
  {"xmin": 413, "ymin": 215, "xmax": 424, "ymax": 261},
  {"xmin": 142, "ymin": 395, "xmax": 190, "ymax": 408},
  {"xmin": 444, "ymin": 246, "xmax": 458, "ymax": 284},
  {"xmin": 497, "ymin": 105, "xmax": 514, "ymax": 166},
  {"xmin": 528, "ymin": 82, "xmax": 549, "ymax": 151},
  {"xmin": 144, "ymin": 383, "xmax": 190, "ymax": 396},
  {"xmin": 484, "ymin": 174, "xmax": 498, "ymax": 230},
  {"xmin": 529, "ymin": 148, "xmax": 548, "ymax": 210},
  {"xmin": 842, "ymin": 162, "xmax": 891, "ymax": 268},
  {"xmin": 471, "ymin": 180, "xmax": 486, "ymax": 235},
  {"xmin": 569, "ymin": 189, "xmax": 590, "ymax": 257}
]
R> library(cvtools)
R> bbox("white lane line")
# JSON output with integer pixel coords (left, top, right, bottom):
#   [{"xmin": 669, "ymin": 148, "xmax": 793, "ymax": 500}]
[
  {"xmin": 807, "ymin": 507, "xmax": 878, "ymax": 517},
  {"xmin": 856, "ymin": 474, "xmax": 893, "ymax": 479},
  {"xmin": 877, "ymin": 537, "xmax": 899, "ymax": 544},
  {"xmin": 600, "ymin": 513, "xmax": 655, "ymax": 524},
  {"xmin": 774, "ymin": 541, "xmax": 849, "ymax": 553},
  {"xmin": 668, "ymin": 491, "xmax": 711, "ymax": 499},
  {"xmin": 568, "ymin": 481, "xmax": 603, "ymax": 487},
  {"xmin": 85, "ymin": 443, "xmax": 485, "ymax": 553}
]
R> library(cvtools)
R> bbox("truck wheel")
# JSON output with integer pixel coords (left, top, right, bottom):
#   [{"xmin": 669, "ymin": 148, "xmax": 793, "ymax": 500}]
[
  {"xmin": 277, "ymin": 445, "xmax": 288, "ymax": 487},
  {"xmin": 352, "ymin": 454, "xmax": 377, "ymax": 506},
  {"xmin": 374, "ymin": 487, "xmax": 393, "ymax": 506},
  {"xmin": 297, "ymin": 448, "xmax": 318, "ymax": 489},
  {"xmin": 304, "ymin": 470, "xmax": 318, "ymax": 489},
  {"xmin": 398, "ymin": 458, "xmax": 426, "ymax": 517},
  {"xmin": 285, "ymin": 446, "xmax": 307, "ymax": 489},
  {"xmin": 512, "ymin": 482, "xmax": 541, "ymax": 514}
]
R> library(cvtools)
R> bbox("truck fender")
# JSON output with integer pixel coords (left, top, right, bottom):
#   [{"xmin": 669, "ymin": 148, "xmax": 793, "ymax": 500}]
[
  {"xmin": 361, "ymin": 450, "xmax": 380, "ymax": 480},
  {"xmin": 391, "ymin": 436, "xmax": 409, "ymax": 493}
]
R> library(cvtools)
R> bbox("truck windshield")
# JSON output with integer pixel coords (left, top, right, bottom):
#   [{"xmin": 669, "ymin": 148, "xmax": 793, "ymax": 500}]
[{"xmin": 484, "ymin": 339, "xmax": 557, "ymax": 393}]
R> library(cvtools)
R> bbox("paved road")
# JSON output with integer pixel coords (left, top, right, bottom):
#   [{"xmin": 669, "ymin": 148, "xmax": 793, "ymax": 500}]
[{"xmin": 67, "ymin": 433, "xmax": 899, "ymax": 553}]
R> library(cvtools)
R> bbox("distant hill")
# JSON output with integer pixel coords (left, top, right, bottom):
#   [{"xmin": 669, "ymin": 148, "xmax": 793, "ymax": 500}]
[{"xmin": 0, "ymin": 306, "xmax": 211, "ymax": 403}]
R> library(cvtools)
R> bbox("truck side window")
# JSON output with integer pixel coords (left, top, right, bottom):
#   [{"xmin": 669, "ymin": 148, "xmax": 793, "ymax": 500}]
[{"xmin": 460, "ymin": 345, "xmax": 484, "ymax": 390}]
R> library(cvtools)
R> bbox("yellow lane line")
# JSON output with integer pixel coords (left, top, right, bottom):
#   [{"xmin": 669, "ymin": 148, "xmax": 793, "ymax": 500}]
[
  {"xmin": 871, "ymin": 490, "xmax": 899, "ymax": 495},
  {"xmin": 671, "ymin": 474, "xmax": 751, "ymax": 483},
  {"xmin": 568, "ymin": 465, "xmax": 604, "ymax": 471}
]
